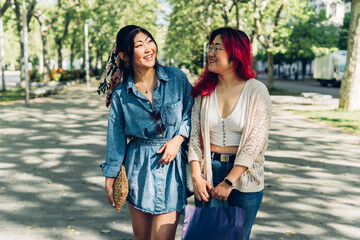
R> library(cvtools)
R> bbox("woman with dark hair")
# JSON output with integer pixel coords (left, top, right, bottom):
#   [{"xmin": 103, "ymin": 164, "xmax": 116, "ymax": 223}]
[
  {"xmin": 98, "ymin": 25, "xmax": 193, "ymax": 240},
  {"xmin": 188, "ymin": 27, "xmax": 272, "ymax": 240}
]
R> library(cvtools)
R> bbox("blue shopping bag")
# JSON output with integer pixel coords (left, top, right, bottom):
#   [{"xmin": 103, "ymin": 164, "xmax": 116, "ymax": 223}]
[{"xmin": 181, "ymin": 205, "xmax": 246, "ymax": 240}]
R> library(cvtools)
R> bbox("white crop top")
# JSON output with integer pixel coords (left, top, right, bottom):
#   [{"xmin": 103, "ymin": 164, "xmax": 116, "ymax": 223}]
[{"xmin": 209, "ymin": 82, "xmax": 248, "ymax": 147}]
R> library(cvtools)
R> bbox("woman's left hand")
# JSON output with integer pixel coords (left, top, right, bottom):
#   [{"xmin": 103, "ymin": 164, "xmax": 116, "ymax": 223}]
[
  {"xmin": 211, "ymin": 181, "xmax": 233, "ymax": 201},
  {"xmin": 157, "ymin": 135, "xmax": 185, "ymax": 165}
]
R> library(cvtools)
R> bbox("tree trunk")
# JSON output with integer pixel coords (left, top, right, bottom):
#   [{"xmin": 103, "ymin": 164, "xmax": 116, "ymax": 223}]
[
  {"xmin": 251, "ymin": 33, "xmax": 258, "ymax": 70},
  {"xmin": 19, "ymin": 37, "xmax": 25, "ymax": 87},
  {"xmin": 222, "ymin": 13, "xmax": 229, "ymax": 26},
  {"xmin": 53, "ymin": 10, "xmax": 71, "ymax": 70},
  {"xmin": 89, "ymin": 56, "xmax": 93, "ymax": 71},
  {"xmin": 40, "ymin": 32, "xmax": 50, "ymax": 82},
  {"xmin": 14, "ymin": 1, "xmax": 24, "ymax": 87},
  {"xmin": 0, "ymin": 15, "xmax": 5, "ymax": 91},
  {"xmin": 70, "ymin": 49, "xmax": 74, "ymax": 70},
  {"xmin": 35, "ymin": 6, "xmax": 61, "ymax": 82},
  {"xmin": 220, "ymin": 1, "xmax": 232, "ymax": 27},
  {"xmin": 235, "ymin": 2, "xmax": 239, "ymax": 29},
  {"xmin": 13, "ymin": 0, "xmax": 37, "ymax": 87},
  {"xmin": 0, "ymin": 0, "xmax": 11, "ymax": 91},
  {"xmin": 96, "ymin": 48, "xmax": 100, "ymax": 70},
  {"xmin": 266, "ymin": 51, "xmax": 274, "ymax": 89},
  {"xmin": 57, "ymin": 45, "xmax": 63, "ymax": 69},
  {"xmin": 82, "ymin": 51, "xmax": 85, "ymax": 70},
  {"xmin": 339, "ymin": 0, "xmax": 360, "ymax": 110},
  {"xmin": 301, "ymin": 59, "xmax": 307, "ymax": 81},
  {"xmin": 70, "ymin": 36, "xmax": 75, "ymax": 70},
  {"xmin": 288, "ymin": 65, "xmax": 291, "ymax": 78}
]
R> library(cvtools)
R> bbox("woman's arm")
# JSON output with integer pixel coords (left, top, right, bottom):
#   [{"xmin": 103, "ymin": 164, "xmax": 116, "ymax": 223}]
[
  {"xmin": 234, "ymin": 85, "xmax": 272, "ymax": 169},
  {"xmin": 190, "ymin": 160, "xmax": 212, "ymax": 202},
  {"xmin": 157, "ymin": 135, "xmax": 185, "ymax": 164},
  {"xmin": 188, "ymin": 97, "xmax": 203, "ymax": 162},
  {"xmin": 175, "ymin": 71, "xmax": 194, "ymax": 138},
  {"xmin": 100, "ymin": 93, "xmax": 127, "ymax": 207},
  {"xmin": 187, "ymin": 96, "xmax": 212, "ymax": 201},
  {"xmin": 158, "ymin": 71, "xmax": 194, "ymax": 164},
  {"xmin": 211, "ymin": 165, "xmax": 247, "ymax": 201},
  {"xmin": 212, "ymin": 85, "xmax": 272, "ymax": 201}
]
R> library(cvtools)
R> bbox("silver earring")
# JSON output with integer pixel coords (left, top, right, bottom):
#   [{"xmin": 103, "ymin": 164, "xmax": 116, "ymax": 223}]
[{"xmin": 124, "ymin": 61, "xmax": 130, "ymax": 68}]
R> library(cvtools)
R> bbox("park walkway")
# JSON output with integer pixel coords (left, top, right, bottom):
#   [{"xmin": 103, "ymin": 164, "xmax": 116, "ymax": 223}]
[{"xmin": 0, "ymin": 83, "xmax": 359, "ymax": 240}]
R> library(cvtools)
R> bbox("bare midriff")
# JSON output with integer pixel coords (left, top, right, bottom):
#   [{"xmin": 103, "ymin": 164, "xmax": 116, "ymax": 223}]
[{"xmin": 210, "ymin": 143, "xmax": 238, "ymax": 154}]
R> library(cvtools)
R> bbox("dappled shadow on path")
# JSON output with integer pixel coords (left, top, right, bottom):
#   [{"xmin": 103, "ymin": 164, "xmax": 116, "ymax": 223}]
[
  {"xmin": 0, "ymin": 85, "xmax": 133, "ymax": 239},
  {"xmin": 252, "ymin": 105, "xmax": 360, "ymax": 240},
  {"xmin": 2, "ymin": 87, "xmax": 360, "ymax": 239}
]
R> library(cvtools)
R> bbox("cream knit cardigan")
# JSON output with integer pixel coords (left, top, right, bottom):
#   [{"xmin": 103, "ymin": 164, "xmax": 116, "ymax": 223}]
[{"xmin": 188, "ymin": 79, "xmax": 272, "ymax": 193}]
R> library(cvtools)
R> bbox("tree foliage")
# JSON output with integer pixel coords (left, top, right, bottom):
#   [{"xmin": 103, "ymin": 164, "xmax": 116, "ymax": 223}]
[
  {"xmin": 285, "ymin": 7, "xmax": 340, "ymax": 80},
  {"xmin": 3, "ymin": 0, "xmax": 159, "ymax": 79},
  {"xmin": 338, "ymin": 12, "xmax": 351, "ymax": 50},
  {"xmin": 1, "ymin": 0, "xmax": 350, "ymax": 91}
]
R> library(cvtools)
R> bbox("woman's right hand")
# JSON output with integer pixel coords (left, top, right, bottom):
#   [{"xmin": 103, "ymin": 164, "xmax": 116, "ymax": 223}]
[
  {"xmin": 105, "ymin": 177, "xmax": 116, "ymax": 208},
  {"xmin": 192, "ymin": 176, "xmax": 212, "ymax": 202}
]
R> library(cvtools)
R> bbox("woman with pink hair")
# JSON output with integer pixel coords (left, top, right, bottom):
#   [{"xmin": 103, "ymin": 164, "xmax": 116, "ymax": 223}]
[{"xmin": 188, "ymin": 27, "xmax": 272, "ymax": 240}]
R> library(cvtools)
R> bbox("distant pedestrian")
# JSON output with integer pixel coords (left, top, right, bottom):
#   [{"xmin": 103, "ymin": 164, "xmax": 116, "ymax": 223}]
[
  {"xmin": 187, "ymin": 27, "xmax": 272, "ymax": 240},
  {"xmin": 98, "ymin": 25, "xmax": 193, "ymax": 240}
]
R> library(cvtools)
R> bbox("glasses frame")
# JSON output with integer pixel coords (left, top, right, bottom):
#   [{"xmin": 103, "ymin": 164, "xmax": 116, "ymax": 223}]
[{"xmin": 207, "ymin": 44, "xmax": 225, "ymax": 55}]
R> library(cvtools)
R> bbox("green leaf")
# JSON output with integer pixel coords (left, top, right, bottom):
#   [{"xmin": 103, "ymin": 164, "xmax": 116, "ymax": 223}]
[{"xmin": 100, "ymin": 229, "xmax": 111, "ymax": 234}]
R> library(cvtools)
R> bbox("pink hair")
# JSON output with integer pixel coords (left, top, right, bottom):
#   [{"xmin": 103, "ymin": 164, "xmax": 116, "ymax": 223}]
[{"xmin": 191, "ymin": 27, "xmax": 255, "ymax": 97}]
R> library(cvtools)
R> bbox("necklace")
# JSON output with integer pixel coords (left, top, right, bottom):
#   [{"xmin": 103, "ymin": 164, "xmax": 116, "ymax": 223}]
[
  {"xmin": 218, "ymin": 83, "xmax": 232, "ymax": 93},
  {"xmin": 136, "ymin": 72, "xmax": 157, "ymax": 94}
]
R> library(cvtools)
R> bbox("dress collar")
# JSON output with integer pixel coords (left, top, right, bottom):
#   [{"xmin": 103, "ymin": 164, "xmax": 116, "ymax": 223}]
[{"xmin": 126, "ymin": 64, "xmax": 169, "ymax": 92}]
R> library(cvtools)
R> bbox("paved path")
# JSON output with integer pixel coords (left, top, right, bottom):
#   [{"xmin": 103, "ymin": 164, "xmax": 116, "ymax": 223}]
[
  {"xmin": 257, "ymin": 77, "xmax": 340, "ymax": 98},
  {"xmin": 0, "ymin": 83, "xmax": 359, "ymax": 240}
]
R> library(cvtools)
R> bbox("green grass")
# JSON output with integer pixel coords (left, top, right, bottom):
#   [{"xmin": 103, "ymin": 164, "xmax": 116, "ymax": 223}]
[
  {"xmin": 293, "ymin": 109, "xmax": 360, "ymax": 135},
  {"xmin": 0, "ymin": 87, "xmax": 26, "ymax": 103},
  {"xmin": 0, "ymin": 87, "xmax": 38, "ymax": 103},
  {"xmin": 269, "ymin": 87, "xmax": 302, "ymax": 96}
]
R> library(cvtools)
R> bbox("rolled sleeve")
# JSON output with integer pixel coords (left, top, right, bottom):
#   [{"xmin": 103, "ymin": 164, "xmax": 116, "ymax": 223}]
[
  {"xmin": 100, "ymin": 94, "xmax": 127, "ymax": 178},
  {"xmin": 175, "ymin": 72, "xmax": 194, "ymax": 138},
  {"xmin": 99, "ymin": 162, "xmax": 121, "ymax": 178},
  {"xmin": 177, "ymin": 125, "xmax": 190, "ymax": 138}
]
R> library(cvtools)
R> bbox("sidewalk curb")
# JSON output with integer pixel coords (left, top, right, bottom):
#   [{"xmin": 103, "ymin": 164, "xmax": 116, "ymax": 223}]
[{"xmin": 29, "ymin": 77, "xmax": 97, "ymax": 98}]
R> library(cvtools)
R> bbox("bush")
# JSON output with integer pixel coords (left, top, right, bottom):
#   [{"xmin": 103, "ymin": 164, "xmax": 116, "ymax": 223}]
[
  {"xmin": 50, "ymin": 69, "xmax": 61, "ymax": 82},
  {"xmin": 92, "ymin": 68, "xmax": 101, "ymax": 77},
  {"xmin": 29, "ymin": 68, "xmax": 41, "ymax": 82},
  {"xmin": 50, "ymin": 69, "xmax": 86, "ymax": 82}
]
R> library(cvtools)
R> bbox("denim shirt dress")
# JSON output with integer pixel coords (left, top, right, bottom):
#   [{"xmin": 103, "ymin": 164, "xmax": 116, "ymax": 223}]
[{"xmin": 100, "ymin": 65, "xmax": 193, "ymax": 214}]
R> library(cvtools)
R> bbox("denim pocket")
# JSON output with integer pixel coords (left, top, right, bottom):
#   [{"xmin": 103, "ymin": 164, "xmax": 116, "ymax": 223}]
[{"xmin": 162, "ymin": 99, "xmax": 182, "ymax": 126}]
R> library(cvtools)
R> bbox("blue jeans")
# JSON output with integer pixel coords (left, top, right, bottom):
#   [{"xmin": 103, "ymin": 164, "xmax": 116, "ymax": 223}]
[{"xmin": 195, "ymin": 158, "xmax": 263, "ymax": 240}]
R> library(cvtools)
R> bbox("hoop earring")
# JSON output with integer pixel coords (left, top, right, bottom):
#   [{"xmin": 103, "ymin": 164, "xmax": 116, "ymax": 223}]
[{"xmin": 124, "ymin": 61, "xmax": 130, "ymax": 69}]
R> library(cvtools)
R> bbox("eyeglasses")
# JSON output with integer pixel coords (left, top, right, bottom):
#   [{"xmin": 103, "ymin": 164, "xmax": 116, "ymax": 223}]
[
  {"xmin": 150, "ymin": 111, "xmax": 166, "ymax": 134},
  {"xmin": 207, "ymin": 45, "xmax": 225, "ymax": 55}
]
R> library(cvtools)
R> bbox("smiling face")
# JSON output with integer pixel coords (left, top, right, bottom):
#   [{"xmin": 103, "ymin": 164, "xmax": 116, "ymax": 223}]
[
  {"xmin": 207, "ymin": 34, "xmax": 234, "ymax": 75},
  {"xmin": 132, "ymin": 32, "xmax": 157, "ymax": 70}
]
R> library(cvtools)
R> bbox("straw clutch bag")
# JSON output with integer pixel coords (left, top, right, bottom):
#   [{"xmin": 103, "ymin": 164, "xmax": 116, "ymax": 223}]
[{"xmin": 113, "ymin": 164, "xmax": 128, "ymax": 212}]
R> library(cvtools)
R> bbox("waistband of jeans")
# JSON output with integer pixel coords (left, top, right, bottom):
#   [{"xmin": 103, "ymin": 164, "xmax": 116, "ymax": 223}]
[
  {"xmin": 211, "ymin": 152, "xmax": 236, "ymax": 163},
  {"xmin": 130, "ymin": 137, "xmax": 171, "ymax": 145}
]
